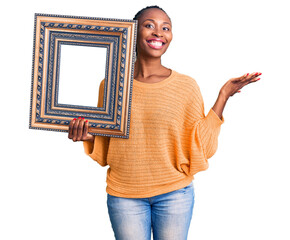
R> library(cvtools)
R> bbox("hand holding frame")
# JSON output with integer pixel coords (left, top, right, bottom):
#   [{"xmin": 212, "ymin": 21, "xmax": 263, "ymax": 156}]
[{"xmin": 68, "ymin": 118, "xmax": 94, "ymax": 142}]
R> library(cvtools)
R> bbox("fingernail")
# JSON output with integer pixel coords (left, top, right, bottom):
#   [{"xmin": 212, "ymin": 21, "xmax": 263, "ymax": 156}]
[
  {"xmin": 78, "ymin": 117, "xmax": 81, "ymax": 119},
  {"xmin": 85, "ymin": 120, "xmax": 88, "ymax": 123},
  {"xmin": 82, "ymin": 117, "xmax": 85, "ymax": 119},
  {"xmin": 257, "ymin": 78, "xmax": 260, "ymax": 80},
  {"xmin": 246, "ymin": 73, "xmax": 249, "ymax": 76},
  {"xmin": 255, "ymin": 72, "xmax": 259, "ymax": 75},
  {"xmin": 73, "ymin": 118, "xmax": 76, "ymax": 120},
  {"xmin": 259, "ymin": 73, "xmax": 262, "ymax": 75}
]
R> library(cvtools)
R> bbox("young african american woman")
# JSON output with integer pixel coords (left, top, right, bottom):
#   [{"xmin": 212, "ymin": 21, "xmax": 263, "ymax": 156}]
[{"xmin": 68, "ymin": 5, "xmax": 261, "ymax": 240}]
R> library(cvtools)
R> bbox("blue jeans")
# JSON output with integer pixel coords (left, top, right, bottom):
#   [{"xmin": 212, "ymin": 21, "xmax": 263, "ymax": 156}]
[{"xmin": 107, "ymin": 182, "xmax": 195, "ymax": 240}]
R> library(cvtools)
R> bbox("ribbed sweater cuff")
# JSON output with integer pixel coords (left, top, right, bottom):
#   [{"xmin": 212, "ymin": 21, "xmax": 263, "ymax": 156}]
[
  {"xmin": 83, "ymin": 138, "xmax": 108, "ymax": 167},
  {"xmin": 207, "ymin": 108, "xmax": 225, "ymax": 127}
]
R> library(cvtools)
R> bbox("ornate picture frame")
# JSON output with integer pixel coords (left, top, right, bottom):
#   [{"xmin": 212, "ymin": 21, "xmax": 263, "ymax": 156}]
[{"xmin": 29, "ymin": 14, "xmax": 137, "ymax": 138}]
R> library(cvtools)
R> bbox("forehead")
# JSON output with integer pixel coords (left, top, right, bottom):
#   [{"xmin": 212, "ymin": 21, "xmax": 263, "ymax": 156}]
[{"xmin": 138, "ymin": 8, "xmax": 171, "ymax": 24}]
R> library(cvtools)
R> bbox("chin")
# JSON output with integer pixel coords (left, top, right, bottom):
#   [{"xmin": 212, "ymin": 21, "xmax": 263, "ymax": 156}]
[
  {"xmin": 149, "ymin": 51, "xmax": 164, "ymax": 58},
  {"xmin": 144, "ymin": 49, "xmax": 168, "ymax": 59}
]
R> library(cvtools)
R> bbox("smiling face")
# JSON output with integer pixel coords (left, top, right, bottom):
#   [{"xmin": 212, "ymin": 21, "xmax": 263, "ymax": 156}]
[{"xmin": 136, "ymin": 8, "xmax": 173, "ymax": 59}]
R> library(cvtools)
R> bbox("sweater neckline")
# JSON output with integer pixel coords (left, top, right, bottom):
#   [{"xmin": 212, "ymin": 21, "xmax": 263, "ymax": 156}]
[{"xmin": 133, "ymin": 69, "xmax": 175, "ymax": 89}]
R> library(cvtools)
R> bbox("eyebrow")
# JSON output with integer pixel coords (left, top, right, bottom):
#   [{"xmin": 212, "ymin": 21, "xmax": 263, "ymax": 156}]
[{"xmin": 142, "ymin": 19, "xmax": 171, "ymax": 26}]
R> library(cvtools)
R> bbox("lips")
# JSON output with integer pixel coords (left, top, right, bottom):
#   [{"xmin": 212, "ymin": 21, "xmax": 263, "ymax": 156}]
[{"xmin": 146, "ymin": 38, "xmax": 165, "ymax": 50}]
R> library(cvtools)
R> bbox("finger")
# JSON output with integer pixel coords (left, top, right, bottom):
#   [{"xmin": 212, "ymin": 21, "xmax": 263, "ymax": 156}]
[
  {"xmin": 233, "ymin": 72, "xmax": 261, "ymax": 83},
  {"xmin": 240, "ymin": 76, "xmax": 261, "ymax": 90},
  {"xmin": 77, "ymin": 118, "xmax": 85, "ymax": 141},
  {"xmin": 246, "ymin": 71, "xmax": 262, "ymax": 83},
  {"xmin": 243, "ymin": 73, "xmax": 249, "ymax": 78},
  {"xmin": 72, "ymin": 117, "xmax": 81, "ymax": 142},
  {"xmin": 231, "ymin": 73, "xmax": 249, "ymax": 83},
  {"xmin": 236, "ymin": 73, "xmax": 248, "ymax": 83},
  {"xmin": 83, "ymin": 120, "xmax": 89, "ymax": 139},
  {"xmin": 249, "ymin": 77, "xmax": 261, "ymax": 83},
  {"xmin": 68, "ymin": 118, "xmax": 76, "ymax": 139},
  {"xmin": 240, "ymin": 73, "xmax": 256, "ymax": 85},
  {"xmin": 242, "ymin": 73, "xmax": 251, "ymax": 82},
  {"xmin": 248, "ymin": 72, "xmax": 261, "ymax": 81},
  {"xmin": 234, "ymin": 88, "xmax": 242, "ymax": 95}
]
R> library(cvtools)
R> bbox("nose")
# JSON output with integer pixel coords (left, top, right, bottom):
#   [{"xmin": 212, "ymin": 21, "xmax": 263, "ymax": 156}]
[{"xmin": 152, "ymin": 28, "xmax": 163, "ymax": 38}]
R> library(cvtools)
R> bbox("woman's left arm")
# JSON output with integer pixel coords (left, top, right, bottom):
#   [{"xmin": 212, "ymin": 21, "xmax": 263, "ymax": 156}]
[{"xmin": 212, "ymin": 72, "xmax": 262, "ymax": 119}]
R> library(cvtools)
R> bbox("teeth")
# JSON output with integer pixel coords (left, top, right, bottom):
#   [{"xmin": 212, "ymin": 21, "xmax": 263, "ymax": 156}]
[{"xmin": 148, "ymin": 41, "xmax": 163, "ymax": 47}]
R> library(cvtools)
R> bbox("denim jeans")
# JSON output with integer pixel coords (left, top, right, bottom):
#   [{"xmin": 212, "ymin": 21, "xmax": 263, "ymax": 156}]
[{"xmin": 107, "ymin": 182, "xmax": 195, "ymax": 240}]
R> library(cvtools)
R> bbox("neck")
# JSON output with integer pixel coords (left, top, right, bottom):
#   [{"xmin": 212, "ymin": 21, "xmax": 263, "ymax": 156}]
[{"xmin": 134, "ymin": 56, "xmax": 165, "ymax": 79}]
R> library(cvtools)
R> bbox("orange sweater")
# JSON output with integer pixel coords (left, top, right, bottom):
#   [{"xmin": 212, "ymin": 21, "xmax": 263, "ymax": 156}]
[{"xmin": 83, "ymin": 70, "xmax": 224, "ymax": 198}]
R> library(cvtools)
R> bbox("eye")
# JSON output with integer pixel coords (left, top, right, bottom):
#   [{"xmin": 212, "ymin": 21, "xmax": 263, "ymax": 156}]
[
  {"xmin": 145, "ymin": 23, "xmax": 154, "ymax": 29},
  {"xmin": 163, "ymin": 27, "xmax": 170, "ymax": 31}
]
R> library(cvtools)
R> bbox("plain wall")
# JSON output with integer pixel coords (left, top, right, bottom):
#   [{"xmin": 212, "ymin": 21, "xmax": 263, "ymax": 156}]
[{"xmin": 1, "ymin": 0, "xmax": 289, "ymax": 239}]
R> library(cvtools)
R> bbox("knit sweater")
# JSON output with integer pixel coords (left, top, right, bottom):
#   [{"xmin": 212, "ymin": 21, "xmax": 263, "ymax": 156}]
[{"xmin": 83, "ymin": 70, "xmax": 224, "ymax": 198}]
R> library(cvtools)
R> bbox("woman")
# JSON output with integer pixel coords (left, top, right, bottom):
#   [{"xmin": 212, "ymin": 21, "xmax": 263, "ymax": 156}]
[{"xmin": 68, "ymin": 5, "xmax": 261, "ymax": 240}]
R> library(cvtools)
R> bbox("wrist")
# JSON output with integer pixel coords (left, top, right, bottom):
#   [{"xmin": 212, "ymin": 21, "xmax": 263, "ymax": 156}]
[
  {"xmin": 219, "ymin": 89, "xmax": 230, "ymax": 102},
  {"xmin": 86, "ymin": 134, "xmax": 94, "ymax": 143}
]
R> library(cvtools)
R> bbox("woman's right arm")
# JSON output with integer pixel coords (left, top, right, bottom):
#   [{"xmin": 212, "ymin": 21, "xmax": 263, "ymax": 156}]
[
  {"xmin": 68, "ymin": 116, "xmax": 110, "ymax": 167},
  {"xmin": 67, "ymin": 79, "xmax": 109, "ymax": 166}
]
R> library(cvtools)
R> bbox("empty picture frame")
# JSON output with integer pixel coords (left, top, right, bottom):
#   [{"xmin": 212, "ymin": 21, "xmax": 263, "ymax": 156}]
[{"xmin": 29, "ymin": 13, "xmax": 137, "ymax": 138}]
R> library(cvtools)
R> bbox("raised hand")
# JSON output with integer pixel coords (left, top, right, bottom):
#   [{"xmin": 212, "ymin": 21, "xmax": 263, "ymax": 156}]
[
  {"xmin": 68, "ymin": 117, "xmax": 94, "ymax": 142},
  {"xmin": 220, "ymin": 72, "xmax": 262, "ymax": 99},
  {"xmin": 212, "ymin": 72, "xmax": 262, "ymax": 119}
]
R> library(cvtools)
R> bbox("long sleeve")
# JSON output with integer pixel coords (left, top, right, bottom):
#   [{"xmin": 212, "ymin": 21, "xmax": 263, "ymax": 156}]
[
  {"xmin": 83, "ymin": 79, "xmax": 110, "ymax": 167},
  {"xmin": 197, "ymin": 108, "xmax": 224, "ymax": 158},
  {"xmin": 181, "ymin": 80, "xmax": 224, "ymax": 176}
]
